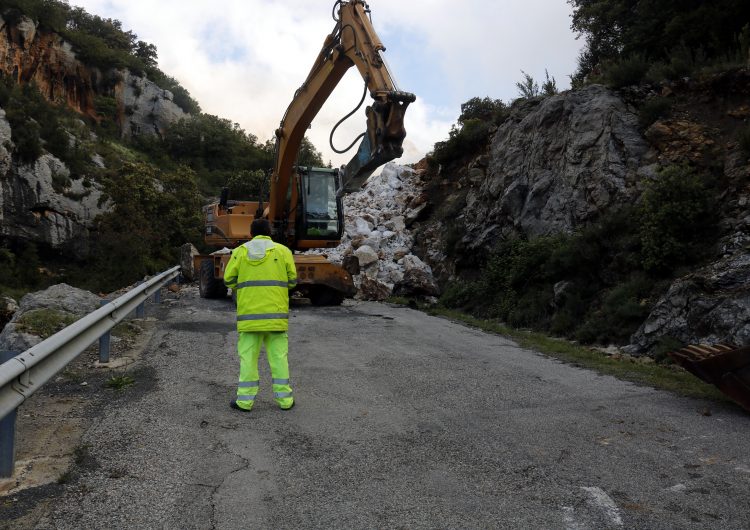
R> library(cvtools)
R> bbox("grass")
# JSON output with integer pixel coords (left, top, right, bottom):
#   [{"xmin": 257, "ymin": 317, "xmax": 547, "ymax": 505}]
[
  {"xmin": 105, "ymin": 375, "xmax": 135, "ymax": 391},
  {"xmin": 111, "ymin": 321, "xmax": 142, "ymax": 340},
  {"xmin": 424, "ymin": 306, "xmax": 729, "ymax": 403},
  {"xmin": 15, "ymin": 308, "xmax": 78, "ymax": 339}
]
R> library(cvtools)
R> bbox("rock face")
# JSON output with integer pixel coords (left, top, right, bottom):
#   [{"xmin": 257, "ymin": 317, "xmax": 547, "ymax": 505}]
[
  {"xmin": 0, "ymin": 14, "xmax": 189, "ymax": 257},
  {"xmin": 0, "ymin": 14, "xmax": 187, "ymax": 135},
  {"xmin": 0, "ymin": 110, "xmax": 109, "ymax": 256},
  {"xmin": 308, "ymin": 163, "xmax": 439, "ymax": 300},
  {"xmin": 627, "ymin": 253, "xmax": 750, "ymax": 354},
  {"xmin": 464, "ymin": 85, "xmax": 652, "ymax": 248},
  {"xmin": 0, "ymin": 283, "xmax": 101, "ymax": 352},
  {"xmin": 414, "ymin": 77, "xmax": 750, "ymax": 354},
  {"xmin": 118, "ymin": 71, "xmax": 187, "ymax": 137}
]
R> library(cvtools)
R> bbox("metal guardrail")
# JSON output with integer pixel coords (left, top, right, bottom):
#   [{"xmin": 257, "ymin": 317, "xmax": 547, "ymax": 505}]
[{"xmin": 0, "ymin": 265, "xmax": 180, "ymax": 478}]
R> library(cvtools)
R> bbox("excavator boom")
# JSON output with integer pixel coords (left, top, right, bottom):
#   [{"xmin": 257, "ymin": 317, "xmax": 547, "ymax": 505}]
[
  {"xmin": 269, "ymin": 0, "xmax": 415, "ymax": 237},
  {"xmin": 197, "ymin": 0, "xmax": 414, "ymax": 304}
]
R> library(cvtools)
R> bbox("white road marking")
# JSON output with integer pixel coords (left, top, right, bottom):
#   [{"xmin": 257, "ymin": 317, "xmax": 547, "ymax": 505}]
[
  {"xmin": 581, "ymin": 486, "xmax": 624, "ymax": 527},
  {"xmin": 562, "ymin": 506, "xmax": 586, "ymax": 530},
  {"xmin": 668, "ymin": 483, "xmax": 687, "ymax": 492}
]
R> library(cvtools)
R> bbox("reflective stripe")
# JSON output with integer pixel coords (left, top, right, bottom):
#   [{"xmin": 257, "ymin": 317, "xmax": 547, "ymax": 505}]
[
  {"xmin": 236, "ymin": 395, "xmax": 256, "ymax": 401},
  {"xmin": 288, "ymin": 281, "xmax": 297, "ymax": 288},
  {"xmin": 274, "ymin": 391, "xmax": 293, "ymax": 398},
  {"xmin": 225, "ymin": 276, "xmax": 238, "ymax": 286},
  {"xmin": 236, "ymin": 280, "xmax": 289, "ymax": 289},
  {"xmin": 237, "ymin": 313, "xmax": 289, "ymax": 321},
  {"xmin": 238, "ymin": 381, "xmax": 259, "ymax": 388},
  {"xmin": 272, "ymin": 378, "xmax": 290, "ymax": 385}
]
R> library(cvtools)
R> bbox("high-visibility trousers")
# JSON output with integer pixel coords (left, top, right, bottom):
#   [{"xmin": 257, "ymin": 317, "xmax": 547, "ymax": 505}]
[{"xmin": 236, "ymin": 331, "xmax": 293, "ymax": 410}]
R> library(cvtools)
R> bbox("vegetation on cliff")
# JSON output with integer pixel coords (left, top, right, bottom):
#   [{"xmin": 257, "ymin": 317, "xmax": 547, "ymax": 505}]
[
  {"xmin": 0, "ymin": 0, "xmax": 329, "ymax": 296},
  {"xmin": 0, "ymin": 0, "xmax": 200, "ymax": 113},
  {"xmin": 425, "ymin": 4, "xmax": 749, "ymax": 350},
  {"xmin": 569, "ymin": 0, "xmax": 750, "ymax": 87}
]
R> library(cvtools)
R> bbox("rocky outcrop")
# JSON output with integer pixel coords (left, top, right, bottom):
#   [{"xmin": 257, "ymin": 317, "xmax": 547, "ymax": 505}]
[
  {"xmin": 0, "ymin": 283, "xmax": 101, "ymax": 352},
  {"xmin": 0, "ymin": 15, "xmax": 190, "ymax": 257},
  {"xmin": 0, "ymin": 14, "xmax": 97, "ymax": 117},
  {"xmin": 464, "ymin": 85, "xmax": 652, "ymax": 247},
  {"xmin": 117, "ymin": 71, "xmax": 187, "ymax": 137},
  {"xmin": 0, "ymin": 109, "xmax": 109, "ymax": 257},
  {"xmin": 626, "ymin": 253, "xmax": 750, "ymax": 354},
  {"xmin": 308, "ymin": 163, "xmax": 439, "ymax": 300},
  {"xmin": 414, "ymin": 76, "xmax": 750, "ymax": 354},
  {"xmin": 0, "ymin": 14, "xmax": 187, "ymax": 135}
]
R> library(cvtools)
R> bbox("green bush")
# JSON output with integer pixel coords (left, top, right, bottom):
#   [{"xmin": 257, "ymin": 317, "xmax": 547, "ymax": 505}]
[
  {"xmin": 92, "ymin": 162, "xmax": 203, "ymax": 290},
  {"xmin": 638, "ymin": 97, "xmax": 672, "ymax": 129},
  {"xmin": 638, "ymin": 165, "xmax": 716, "ymax": 273},
  {"xmin": 433, "ymin": 119, "xmax": 492, "ymax": 167},
  {"xmin": 603, "ymin": 55, "xmax": 650, "ymax": 88}
]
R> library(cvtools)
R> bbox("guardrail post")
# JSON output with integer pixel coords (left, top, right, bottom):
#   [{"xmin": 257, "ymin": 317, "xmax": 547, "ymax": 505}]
[
  {"xmin": 154, "ymin": 287, "xmax": 161, "ymax": 304},
  {"xmin": 99, "ymin": 300, "xmax": 111, "ymax": 364},
  {"xmin": 0, "ymin": 350, "xmax": 19, "ymax": 478},
  {"xmin": 135, "ymin": 281, "xmax": 145, "ymax": 318}
]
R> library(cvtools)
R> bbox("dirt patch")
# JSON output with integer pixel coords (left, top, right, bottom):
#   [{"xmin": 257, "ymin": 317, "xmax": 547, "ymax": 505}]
[{"xmin": 0, "ymin": 317, "xmax": 158, "ymax": 502}]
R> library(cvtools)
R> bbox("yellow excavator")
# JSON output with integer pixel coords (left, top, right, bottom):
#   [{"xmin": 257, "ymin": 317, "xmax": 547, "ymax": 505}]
[{"xmin": 195, "ymin": 0, "xmax": 415, "ymax": 305}]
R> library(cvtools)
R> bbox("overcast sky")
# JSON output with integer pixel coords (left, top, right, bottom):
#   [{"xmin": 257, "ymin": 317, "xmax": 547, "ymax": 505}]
[{"xmin": 71, "ymin": 0, "xmax": 584, "ymax": 166}]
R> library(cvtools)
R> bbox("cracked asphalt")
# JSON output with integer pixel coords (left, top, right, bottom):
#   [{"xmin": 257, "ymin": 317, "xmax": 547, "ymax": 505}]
[{"xmin": 19, "ymin": 286, "xmax": 750, "ymax": 528}]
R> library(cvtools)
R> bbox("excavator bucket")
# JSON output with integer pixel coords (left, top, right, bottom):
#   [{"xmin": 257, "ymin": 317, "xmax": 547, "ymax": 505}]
[
  {"xmin": 668, "ymin": 344, "xmax": 750, "ymax": 412},
  {"xmin": 342, "ymin": 134, "xmax": 400, "ymax": 193},
  {"xmin": 341, "ymin": 92, "xmax": 415, "ymax": 194}
]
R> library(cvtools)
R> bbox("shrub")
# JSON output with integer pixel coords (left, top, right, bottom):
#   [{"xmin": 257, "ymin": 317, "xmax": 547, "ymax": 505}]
[
  {"xmin": 12, "ymin": 118, "xmax": 42, "ymax": 163},
  {"xmin": 638, "ymin": 97, "xmax": 672, "ymax": 129},
  {"xmin": 638, "ymin": 165, "xmax": 715, "ymax": 273},
  {"xmin": 603, "ymin": 55, "xmax": 650, "ymax": 88},
  {"xmin": 433, "ymin": 119, "xmax": 492, "ymax": 167}
]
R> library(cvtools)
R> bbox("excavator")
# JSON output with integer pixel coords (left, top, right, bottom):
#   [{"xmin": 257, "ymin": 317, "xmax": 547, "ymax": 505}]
[{"xmin": 194, "ymin": 0, "xmax": 415, "ymax": 305}]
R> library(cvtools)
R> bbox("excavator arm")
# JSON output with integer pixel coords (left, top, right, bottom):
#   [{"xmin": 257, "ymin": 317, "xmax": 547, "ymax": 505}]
[{"xmin": 268, "ymin": 0, "xmax": 415, "ymax": 233}]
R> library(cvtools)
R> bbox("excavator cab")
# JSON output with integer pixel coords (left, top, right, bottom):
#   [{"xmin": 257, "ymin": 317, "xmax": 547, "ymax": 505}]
[{"xmin": 295, "ymin": 167, "xmax": 344, "ymax": 244}]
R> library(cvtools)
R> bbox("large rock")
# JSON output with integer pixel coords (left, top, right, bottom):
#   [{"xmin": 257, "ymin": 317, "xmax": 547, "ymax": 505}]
[
  {"xmin": 180, "ymin": 243, "xmax": 200, "ymax": 281},
  {"xmin": 0, "ymin": 283, "xmax": 101, "ymax": 352},
  {"xmin": 393, "ymin": 269, "xmax": 440, "ymax": 297},
  {"xmin": 626, "ymin": 253, "xmax": 750, "ymax": 355},
  {"xmin": 426, "ymin": 85, "xmax": 652, "ymax": 258}
]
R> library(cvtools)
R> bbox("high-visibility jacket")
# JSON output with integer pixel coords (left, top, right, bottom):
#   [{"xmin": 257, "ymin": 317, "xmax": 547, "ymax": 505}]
[{"xmin": 223, "ymin": 236, "xmax": 297, "ymax": 332}]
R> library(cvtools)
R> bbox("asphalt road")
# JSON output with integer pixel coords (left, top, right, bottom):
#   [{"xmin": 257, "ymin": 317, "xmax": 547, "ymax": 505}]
[{"xmin": 28, "ymin": 286, "xmax": 750, "ymax": 529}]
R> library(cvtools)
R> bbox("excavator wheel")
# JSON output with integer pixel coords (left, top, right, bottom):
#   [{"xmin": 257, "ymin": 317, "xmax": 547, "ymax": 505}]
[
  {"xmin": 309, "ymin": 286, "xmax": 345, "ymax": 306},
  {"xmin": 199, "ymin": 259, "xmax": 227, "ymax": 299}
]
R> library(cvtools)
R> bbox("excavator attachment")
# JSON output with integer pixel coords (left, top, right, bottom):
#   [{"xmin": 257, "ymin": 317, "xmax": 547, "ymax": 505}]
[
  {"xmin": 341, "ymin": 91, "xmax": 415, "ymax": 194},
  {"xmin": 668, "ymin": 344, "xmax": 750, "ymax": 412}
]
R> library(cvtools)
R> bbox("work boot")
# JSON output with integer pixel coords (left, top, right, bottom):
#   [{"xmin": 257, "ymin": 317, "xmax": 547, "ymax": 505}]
[{"xmin": 230, "ymin": 400, "xmax": 252, "ymax": 412}]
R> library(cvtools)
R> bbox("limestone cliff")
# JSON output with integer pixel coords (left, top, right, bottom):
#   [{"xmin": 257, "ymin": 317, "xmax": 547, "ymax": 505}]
[
  {"xmin": 0, "ymin": 13, "xmax": 186, "ymax": 135},
  {"xmin": 0, "ymin": 14, "xmax": 189, "ymax": 259}
]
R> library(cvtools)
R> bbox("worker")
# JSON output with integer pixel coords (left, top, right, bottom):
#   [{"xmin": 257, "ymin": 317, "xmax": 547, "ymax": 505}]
[{"xmin": 223, "ymin": 218, "xmax": 297, "ymax": 412}]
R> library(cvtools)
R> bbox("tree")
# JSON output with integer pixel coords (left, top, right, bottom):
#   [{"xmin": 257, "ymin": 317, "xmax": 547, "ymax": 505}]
[
  {"xmin": 458, "ymin": 97, "xmax": 507, "ymax": 125},
  {"xmin": 135, "ymin": 41, "xmax": 158, "ymax": 69},
  {"xmin": 297, "ymin": 136, "xmax": 325, "ymax": 167},
  {"xmin": 568, "ymin": 0, "xmax": 750, "ymax": 82}
]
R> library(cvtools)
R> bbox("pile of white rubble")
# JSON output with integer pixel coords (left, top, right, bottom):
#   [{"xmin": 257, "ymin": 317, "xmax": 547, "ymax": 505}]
[{"xmin": 309, "ymin": 163, "xmax": 439, "ymax": 301}]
